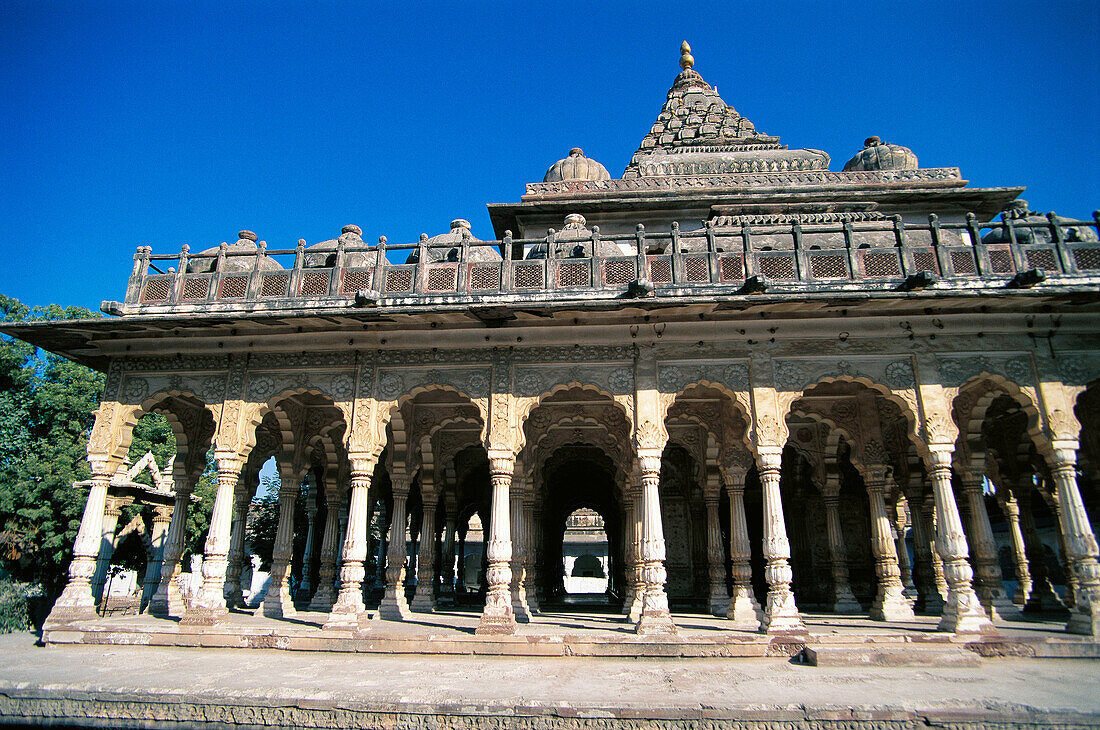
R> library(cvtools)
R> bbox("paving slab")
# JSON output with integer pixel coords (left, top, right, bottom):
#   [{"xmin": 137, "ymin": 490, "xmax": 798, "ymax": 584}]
[{"xmin": 2, "ymin": 631, "xmax": 1100, "ymax": 728}]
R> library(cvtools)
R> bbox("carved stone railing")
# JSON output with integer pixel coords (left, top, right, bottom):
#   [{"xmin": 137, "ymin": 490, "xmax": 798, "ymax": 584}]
[{"xmin": 112, "ymin": 212, "xmax": 1100, "ymax": 316}]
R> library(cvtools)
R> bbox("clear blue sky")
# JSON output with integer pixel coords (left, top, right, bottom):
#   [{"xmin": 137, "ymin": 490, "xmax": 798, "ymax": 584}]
[{"xmin": 3, "ymin": 1, "xmax": 1098, "ymax": 312}]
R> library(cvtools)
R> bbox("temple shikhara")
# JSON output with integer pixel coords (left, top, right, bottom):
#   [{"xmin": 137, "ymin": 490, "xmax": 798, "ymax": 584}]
[{"xmin": 8, "ymin": 43, "xmax": 1100, "ymax": 656}]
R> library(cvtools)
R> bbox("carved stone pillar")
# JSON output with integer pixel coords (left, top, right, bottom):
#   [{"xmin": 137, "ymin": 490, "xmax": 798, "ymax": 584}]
[
  {"xmin": 626, "ymin": 481, "xmax": 645, "ymax": 623},
  {"xmin": 758, "ymin": 451, "xmax": 804, "ymax": 634},
  {"xmin": 959, "ymin": 471, "xmax": 1021, "ymax": 620},
  {"xmin": 624, "ymin": 490, "xmax": 642, "ymax": 615},
  {"xmin": 509, "ymin": 493, "xmax": 532, "ymax": 622},
  {"xmin": 440, "ymin": 510, "xmax": 457, "ymax": 604},
  {"xmin": 1048, "ymin": 493, "xmax": 1078, "ymax": 608},
  {"xmin": 263, "ymin": 466, "xmax": 301, "ymax": 618},
  {"xmin": 223, "ymin": 485, "xmax": 251, "ymax": 608},
  {"xmin": 523, "ymin": 499, "xmax": 540, "ymax": 614},
  {"xmin": 892, "ymin": 498, "xmax": 917, "ymax": 599},
  {"xmin": 183, "ymin": 458, "xmax": 243, "ymax": 625},
  {"xmin": 476, "ymin": 455, "xmax": 517, "ymax": 634},
  {"xmin": 1000, "ymin": 493, "xmax": 1031, "ymax": 606},
  {"xmin": 141, "ymin": 504, "xmax": 174, "ymax": 612},
  {"xmin": 926, "ymin": 450, "xmax": 994, "ymax": 633},
  {"xmin": 151, "ymin": 471, "xmax": 194, "ymax": 618},
  {"xmin": 379, "ymin": 476, "xmax": 412, "ymax": 621},
  {"xmin": 375, "ymin": 503, "xmax": 389, "ymax": 584},
  {"xmin": 91, "ymin": 497, "xmax": 125, "ymax": 605},
  {"xmin": 296, "ymin": 487, "xmax": 319, "ymax": 602},
  {"xmin": 865, "ymin": 472, "xmax": 915, "ymax": 621},
  {"xmin": 324, "ymin": 462, "xmax": 374, "ymax": 628},
  {"xmin": 1048, "ymin": 451, "xmax": 1100, "ymax": 636},
  {"xmin": 410, "ymin": 499, "xmax": 438, "ymax": 613},
  {"xmin": 924, "ymin": 494, "xmax": 950, "ymax": 601},
  {"xmin": 908, "ymin": 492, "xmax": 945, "ymax": 615},
  {"xmin": 633, "ymin": 454, "xmax": 676, "ymax": 635},
  {"xmin": 705, "ymin": 488, "xmax": 728, "ymax": 616},
  {"xmin": 1019, "ymin": 486, "xmax": 1065, "ymax": 613},
  {"xmin": 47, "ymin": 460, "xmax": 114, "ymax": 624},
  {"xmin": 725, "ymin": 468, "xmax": 762, "ymax": 629},
  {"xmin": 821, "ymin": 491, "xmax": 861, "ymax": 614},
  {"xmin": 308, "ymin": 492, "xmax": 343, "ymax": 612}
]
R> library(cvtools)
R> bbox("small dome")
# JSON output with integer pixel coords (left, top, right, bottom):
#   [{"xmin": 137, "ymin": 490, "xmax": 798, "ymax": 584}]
[
  {"xmin": 525, "ymin": 214, "xmax": 623, "ymax": 260},
  {"xmin": 843, "ymin": 136, "xmax": 918, "ymax": 172},
  {"xmin": 408, "ymin": 219, "xmax": 501, "ymax": 263},
  {"xmin": 187, "ymin": 230, "xmax": 283, "ymax": 274},
  {"xmin": 543, "ymin": 148, "xmax": 612, "ymax": 183},
  {"xmin": 304, "ymin": 225, "xmax": 379, "ymax": 268}
]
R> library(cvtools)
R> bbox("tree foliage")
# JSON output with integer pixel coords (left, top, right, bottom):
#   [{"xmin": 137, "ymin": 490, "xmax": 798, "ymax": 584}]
[{"xmin": 0, "ymin": 295, "xmax": 105, "ymax": 598}]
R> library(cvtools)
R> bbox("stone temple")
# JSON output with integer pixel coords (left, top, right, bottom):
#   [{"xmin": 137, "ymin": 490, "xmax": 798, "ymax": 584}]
[{"xmin": 7, "ymin": 42, "xmax": 1100, "ymax": 653}]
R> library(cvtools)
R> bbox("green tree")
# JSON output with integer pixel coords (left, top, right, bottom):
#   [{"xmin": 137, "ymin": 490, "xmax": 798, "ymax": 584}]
[
  {"xmin": 245, "ymin": 475, "xmax": 281, "ymax": 570},
  {"xmin": 0, "ymin": 294, "xmax": 105, "ymax": 599}
]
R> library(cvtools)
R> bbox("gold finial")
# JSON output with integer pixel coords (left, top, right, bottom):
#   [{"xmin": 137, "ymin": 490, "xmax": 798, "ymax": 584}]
[{"xmin": 679, "ymin": 41, "xmax": 694, "ymax": 70}]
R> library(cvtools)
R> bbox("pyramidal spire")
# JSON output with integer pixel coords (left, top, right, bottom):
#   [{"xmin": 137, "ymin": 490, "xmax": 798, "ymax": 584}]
[{"xmin": 620, "ymin": 42, "xmax": 830, "ymax": 178}]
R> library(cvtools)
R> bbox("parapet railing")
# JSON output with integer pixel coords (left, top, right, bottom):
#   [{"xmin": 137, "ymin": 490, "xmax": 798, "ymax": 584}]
[{"xmin": 121, "ymin": 212, "xmax": 1100, "ymax": 312}]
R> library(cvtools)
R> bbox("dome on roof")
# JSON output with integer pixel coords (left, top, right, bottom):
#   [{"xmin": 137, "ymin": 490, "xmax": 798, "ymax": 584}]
[
  {"xmin": 187, "ymin": 230, "xmax": 284, "ymax": 274},
  {"xmin": 304, "ymin": 225, "xmax": 379, "ymax": 268},
  {"xmin": 843, "ymin": 136, "xmax": 918, "ymax": 172},
  {"xmin": 407, "ymin": 219, "xmax": 501, "ymax": 263},
  {"xmin": 543, "ymin": 148, "xmax": 611, "ymax": 183}
]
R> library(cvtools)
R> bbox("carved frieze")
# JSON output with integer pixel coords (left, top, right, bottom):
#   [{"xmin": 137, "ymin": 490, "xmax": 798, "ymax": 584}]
[
  {"xmin": 937, "ymin": 354, "xmax": 1034, "ymax": 388},
  {"xmin": 656, "ymin": 360, "xmax": 749, "ymax": 394},
  {"xmin": 773, "ymin": 357, "xmax": 914, "ymax": 392},
  {"xmin": 513, "ymin": 363, "xmax": 632, "ymax": 398},
  {"xmin": 1058, "ymin": 352, "xmax": 1100, "ymax": 387},
  {"xmin": 375, "ymin": 367, "xmax": 491, "ymax": 401},
  {"xmin": 245, "ymin": 370, "xmax": 356, "ymax": 403}
]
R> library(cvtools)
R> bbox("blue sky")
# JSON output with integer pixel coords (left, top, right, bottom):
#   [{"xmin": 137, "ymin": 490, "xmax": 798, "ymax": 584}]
[{"xmin": 3, "ymin": 1, "xmax": 1098, "ymax": 312}]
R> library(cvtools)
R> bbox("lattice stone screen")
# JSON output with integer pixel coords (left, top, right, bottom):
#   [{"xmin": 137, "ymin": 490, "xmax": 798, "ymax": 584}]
[
  {"xmin": 911, "ymin": 250, "xmax": 939, "ymax": 274},
  {"xmin": 603, "ymin": 259, "xmax": 635, "ymax": 286},
  {"xmin": 218, "ymin": 276, "xmax": 248, "ymax": 298},
  {"xmin": 1074, "ymin": 247, "xmax": 1100, "ymax": 271},
  {"xmin": 810, "ymin": 254, "xmax": 847, "ymax": 279},
  {"xmin": 385, "ymin": 268, "xmax": 414, "ymax": 293},
  {"xmin": 141, "ymin": 278, "xmax": 172, "ymax": 302},
  {"xmin": 514, "ymin": 263, "xmax": 543, "ymax": 289},
  {"xmin": 469, "ymin": 265, "xmax": 499, "ymax": 291},
  {"xmin": 862, "ymin": 251, "xmax": 900, "ymax": 278},
  {"xmin": 987, "ymin": 249, "xmax": 1015, "ymax": 274},
  {"xmin": 648, "ymin": 257, "xmax": 672, "ymax": 284},
  {"xmin": 182, "ymin": 277, "xmax": 210, "ymax": 300},
  {"xmin": 759, "ymin": 254, "xmax": 796, "ymax": 280},
  {"xmin": 719, "ymin": 255, "xmax": 744, "ymax": 282},
  {"xmin": 260, "ymin": 273, "xmax": 289, "ymax": 297},
  {"xmin": 300, "ymin": 271, "xmax": 330, "ymax": 296},
  {"xmin": 557, "ymin": 261, "xmax": 590, "ymax": 287},
  {"xmin": 341, "ymin": 269, "xmax": 371, "ymax": 293},
  {"xmin": 1026, "ymin": 249, "xmax": 1058, "ymax": 271},
  {"xmin": 950, "ymin": 250, "xmax": 977, "ymax": 275},
  {"xmin": 426, "ymin": 266, "xmax": 457, "ymax": 292},
  {"xmin": 684, "ymin": 255, "xmax": 709, "ymax": 282}
]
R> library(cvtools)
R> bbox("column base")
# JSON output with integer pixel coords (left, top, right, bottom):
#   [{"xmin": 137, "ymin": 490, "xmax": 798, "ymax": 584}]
[
  {"xmin": 149, "ymin": 581, "xmax": 188, "ymax": 618},
  {"xmin": 262, "ymin": 586, "xmax": 297, "ymax": 619},
  {"xmin": 915, "ymin": 589, "xmax": 945, "ymax": 616},
  {"xmin": 179, "ymin": 604, "xmax": 228, "ymax": 626},
  {"xmin": 762, "ymin": 589, "xmax": 806, "ymax": 635},
  {"xmin": 726, "ymin": 587, "xmax": 763, "ymax": 631},
  {"xmin": 708, "ymin": 589, "xmax": 730, "ymax": 617},
  {"xmin": 525, "ymin": 584, "xmax": 540, "ymax": 615},
  {"xmin": 378, "ymin": 587, "xmax": 412, "ymax": 621},
  {"xmin": 510, "ymin": 586, "xmax": 532, "ymax": 623},
  {"xmin": 476, "ymin": 609, "xmax": 518, "ymax": 635},
  {"xmin": 1066, "ymin": 601, "xmax": 1100, "ymax": 636},
  {"xmin": 294, "ymin": 583, "xmax": 313, "ymax": 603},
  {"xmin": 870, "ymin": 584, "xmax": 916, "ymax": 622},
  {"xmin": 308, "ymin": 584, "xmax": 336, "ymax": 613},
  {"xmin": 410, "ymin": 589, "xmax": 437, "ymax": 614},
  {"xmin": 1012, "ymin": 579, "xmax": 1032, "ymax": 606},
  {"xmin": 1025, "ymin": 580, "xmax": 1068, "ymax": 614},
  {"xmin": 635, "ymin": 608, "xmax": 677, "ymax": 635},
  {"xmin": 981, "ymin": 591, "xmax": 1025, "ymax": 622},
  {"xmin": 938, "ymin": 590, "xmax": 998, "ymax": 634},
  {"xmin": 832, "ymin": 585, "xmax": 863, "ymax": 614}
]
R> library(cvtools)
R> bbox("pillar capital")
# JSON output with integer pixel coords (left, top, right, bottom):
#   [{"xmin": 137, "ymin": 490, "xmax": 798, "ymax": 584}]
[
  {"xmin": 488, "ymin": 454, "xmax": 515, "ymax": 478},
  {"xmin": 755, "ymin": 449, "xmax": 782, "ymax": 476},
  {"xmin": 635, "ymin": 453, "xmax": 661, "ymax": 476}
]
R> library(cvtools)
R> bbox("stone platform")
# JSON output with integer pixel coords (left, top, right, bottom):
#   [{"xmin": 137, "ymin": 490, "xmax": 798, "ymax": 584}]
[
  {"xmin": 40, "ymin": 606, "xmax": 1100, "ymax": 661},
  {"xmin": 3, "ymin": 629, "xmax": 1100, "ymax": 729}
]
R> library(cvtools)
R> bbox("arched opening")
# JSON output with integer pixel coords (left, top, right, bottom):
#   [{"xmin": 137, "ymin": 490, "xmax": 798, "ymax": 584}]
[{"xmin": 562, "ymin": 508, "xmax": 609, "ymax": 596}]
